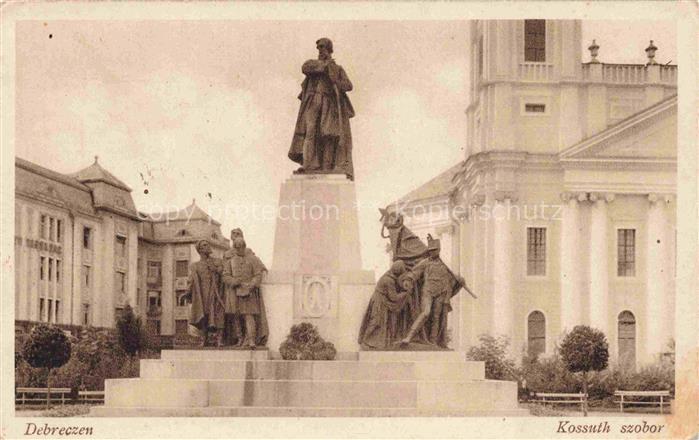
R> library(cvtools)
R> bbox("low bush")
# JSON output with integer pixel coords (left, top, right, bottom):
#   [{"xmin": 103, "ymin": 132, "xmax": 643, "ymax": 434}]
[
  {"xmin": 16, "ymin": 326, "xmax": 153, "ymax": 392},
  {"xmin": 521, "ymin": 353, "xmax": 675, "ymax": 406},
  {"xmin": 279, "ymin": 322, "xmax": 336, "ymax": 360},
  {"xmin": 466, "ymin": 334, "xmax": 518, "ymax": 381}
]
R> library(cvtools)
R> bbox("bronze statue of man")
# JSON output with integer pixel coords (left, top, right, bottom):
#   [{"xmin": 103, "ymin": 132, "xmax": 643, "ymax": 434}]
[
  {"xmin": 288, "ymin": 38, "xmax": 355, "ymax": 180},
  {"xmin": 187, "ymin": 239, "xmax": 225, "ymax": 347},
  {"xmin": 222, "ymin": 237, "xmax": 269, "ymax": 349}
]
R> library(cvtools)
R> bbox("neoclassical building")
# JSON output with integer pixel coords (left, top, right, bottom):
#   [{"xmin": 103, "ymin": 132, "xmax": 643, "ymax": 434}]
[
  {"xmin": 14, "ymin": 157, "xmax": 228, "ymax": 345},
  {"xmin": 391, "ymin": 20, "xmax": 677, "ymax": 368}
]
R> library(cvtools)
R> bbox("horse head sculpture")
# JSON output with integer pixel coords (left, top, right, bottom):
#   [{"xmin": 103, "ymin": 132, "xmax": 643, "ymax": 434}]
[{"xmin": 379, "ymin": 207, "xmax": 428, "ymax": 265}]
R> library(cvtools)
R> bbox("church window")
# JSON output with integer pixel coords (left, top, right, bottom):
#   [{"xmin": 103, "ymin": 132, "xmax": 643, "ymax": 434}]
[
  {"xmin": 618, "ymin": 311, "xmax": 636, "ymax": 370},
  {"xmin": 527, "ymin": 311, "xmax": 546, "ymax": 357},
  {"xmin": 527, "ymin": 227, "xmax": 546, "ymax": 276},
  {"xmin": 524, "ymin": 20, "xmax": 546, "ymax": 62},
  {"xmin": 617, "ymin": 229, "xmax": 636, "ymax": 277}
]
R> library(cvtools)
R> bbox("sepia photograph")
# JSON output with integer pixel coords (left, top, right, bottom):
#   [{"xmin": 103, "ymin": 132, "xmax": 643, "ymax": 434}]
[{"xmin": 1, "ymin": 2, "xmax": 697, "ymax": 439}]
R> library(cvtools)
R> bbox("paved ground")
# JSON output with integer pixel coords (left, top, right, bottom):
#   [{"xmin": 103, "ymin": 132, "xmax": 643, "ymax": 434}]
[{"xmin": 14, "ymin": 404, "xmax": 669, "ymax": 418}]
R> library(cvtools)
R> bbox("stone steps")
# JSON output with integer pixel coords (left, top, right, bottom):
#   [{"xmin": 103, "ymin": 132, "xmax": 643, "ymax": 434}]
[
  {"xmin": 93, "ymin": 350, "xmax": 523, "ymax": 417},
  {"xmin": 91, "ymin": 406, "xmax": 529, "ymax": 417},
  {"xmin": 104, "ymin": 378, "xmax": 518, "ymax": 410},
  {"xmin": 140, "ymin": 359, "xmax": 485, "ymax": 381}
]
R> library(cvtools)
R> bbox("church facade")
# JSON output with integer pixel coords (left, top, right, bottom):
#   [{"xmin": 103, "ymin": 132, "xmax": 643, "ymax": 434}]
[{"xmin": 391, "ymin": 20, "xmax": 677, "ymax": 368}]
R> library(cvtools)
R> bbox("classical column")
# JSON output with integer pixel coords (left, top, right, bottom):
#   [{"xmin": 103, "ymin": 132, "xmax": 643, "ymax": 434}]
[
  {"xmin": 492, "ymin": 191, "xmax": 515, "ymax": 339},
  {"xmin": 645, "ymin": 194, "xmax": 672, "ymax": 359},
  {"xmin": 560, "ymin": 192, "xmax": 586, "ymax": 332},
  {"xmin": 588, "ymin": 192, "xmax": 614, "ymax": 337}
]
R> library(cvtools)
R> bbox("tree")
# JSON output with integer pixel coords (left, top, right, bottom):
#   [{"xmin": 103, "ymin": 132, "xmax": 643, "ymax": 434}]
[
  {"xmin": 466, "ymin": 334, "xmax": 518, "ymax": 380},
  {"xmin": 559, "ymin": 325, "xmax": 609, "ymax": 416},
  {"xmin": 22, "ymin": 324, "xmax": 72, "ymax": 408},
  {"xmin": 116, "ymin": 304, "xmax": 146, "ymax": 359}
]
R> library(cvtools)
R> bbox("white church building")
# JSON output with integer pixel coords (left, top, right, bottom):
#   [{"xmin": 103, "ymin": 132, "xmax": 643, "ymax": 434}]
[{"xmin": 390, "ymin": 20, "xmax": 677, "ymax": 368}]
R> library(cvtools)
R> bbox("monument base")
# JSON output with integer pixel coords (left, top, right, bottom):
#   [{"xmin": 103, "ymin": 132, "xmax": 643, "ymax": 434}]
[
  {"xmin": 263, "ymin": 174, "xmax": 376, "ymax": 352},
  {"xmin": 92, "ymin": 350, "xmax": 526, "ymax": 417}
]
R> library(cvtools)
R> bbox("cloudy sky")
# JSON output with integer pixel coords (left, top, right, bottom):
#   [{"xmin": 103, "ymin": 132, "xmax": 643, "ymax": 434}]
[{"xmin": 15, "ymin": 20, "xmax": 676, "ymax": 271}]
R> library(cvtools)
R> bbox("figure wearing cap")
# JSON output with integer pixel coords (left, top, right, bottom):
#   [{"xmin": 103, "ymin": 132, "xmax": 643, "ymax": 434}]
[
  {"xmin": 288, "ymin": 38, "xmax": 355, "ymax": 180},
  {"xmin": 401, "ymin": 235, "xmax": 464, "ymax": 347},
  {"xmin": 187, "ymin": 239, "xmax": 226, "ymax": 346},
  {"xmin": 222, "ymin": 237, "xmax": 269, "ymax": 349}
]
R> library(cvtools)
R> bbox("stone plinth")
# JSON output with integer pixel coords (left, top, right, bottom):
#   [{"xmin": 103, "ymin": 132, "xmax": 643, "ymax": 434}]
[
  {"xmin": 263, "ymin": 174, "xmax": 375, "ymax": 353},
  {"xmin": 92, "ymin": 350, "xmax": 526, "ymax": 417}
]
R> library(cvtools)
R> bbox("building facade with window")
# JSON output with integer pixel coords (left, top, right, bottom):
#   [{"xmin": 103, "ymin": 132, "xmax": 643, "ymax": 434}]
[
  {"xmin": 15, "ymin": 158, "xmax": 229, "ymax": 344},
  {"xmin": 390, "ymin": 19, "xmax": 677, "ymax": 368},
  {"xmin": 137, "ymin": 202, "xmax": 229, "ymax": 345},
  {"xmin": 15, "ymin": 157, "xmax": 141, "ymax": 332}
]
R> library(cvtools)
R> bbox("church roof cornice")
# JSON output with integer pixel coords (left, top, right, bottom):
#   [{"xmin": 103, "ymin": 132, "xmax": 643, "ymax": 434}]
[{"xmin": 559, "ymin": 94, "xmax": 677, "ymax": 161}]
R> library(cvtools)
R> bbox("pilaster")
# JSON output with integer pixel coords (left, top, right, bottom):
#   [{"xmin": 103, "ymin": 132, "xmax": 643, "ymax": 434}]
[
  {"xmin": 645, "ymin": 193, "xmax": 673, "ymax": 360},
  {"xmin": 559, "ymin": 191, "xmax": 586, "ymax": 332},
  {"xmin": 492, "ymin": 191, "xmax": 516, "ymax": 340},
  {"xmin": 588, "ymin": 192, "xmax": 614, "ymax": 337}
]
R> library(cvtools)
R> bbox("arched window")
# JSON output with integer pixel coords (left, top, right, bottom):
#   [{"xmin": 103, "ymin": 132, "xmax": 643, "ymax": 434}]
[
  {"xmin": 527, "ymin": 311, "xmax": 546, "ymax": 357},
  {"xmin": 618, "ymin": 311, "xmax": 636, "ymax": 369}
]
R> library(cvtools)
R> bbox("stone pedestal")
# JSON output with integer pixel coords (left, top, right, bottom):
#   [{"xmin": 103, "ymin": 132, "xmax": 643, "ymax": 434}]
[
  {"xmin": 263, "ymin": 174, "xmax": 375, "ymax": 353},
  {"xmin": 92, "ymin": 350, "xmax": 526, "ymax": 417}
]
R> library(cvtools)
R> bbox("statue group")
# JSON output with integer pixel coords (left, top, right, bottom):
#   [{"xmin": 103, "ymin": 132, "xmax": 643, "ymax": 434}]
[
  {"xmin": 187, "ymin": 229, "xmax": 269, "ymax": 348},
  {"xmin": 358, "ymin": 209, "xmax": 475, "ymax": 350},
  {"xmin": 184, "ymin": 39, "xmax": 473, "ymax": 352}
]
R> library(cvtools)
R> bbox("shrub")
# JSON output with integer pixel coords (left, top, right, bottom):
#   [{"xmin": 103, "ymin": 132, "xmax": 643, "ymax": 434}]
[
  {"xmin": 466, "ymin": 334, "xmax": 517, "ymax": 380},
  {"xmin": 21, "ymin": 325, "xmax": 72, "ymax": 408},
  {"xmin": 520, "ymin": 352, "xmax": 578, "ymax": 395},
  {"xmin": 279, "ymin": 322, "xmax": 336, "ymax": 360},
  {"xmin": 559, "ymin": 326, "xmax": 609, "ymax": 416},
  {"xmin": 627, "ymin": 362, "xmax": 674, "ymax": 395},
  {"xmin": 116, "ymin": 304, "xmax": 147, "ymax": 357},
  {"xmin": 51, "ymin": 327, "xmax": 138, "ymax": 391}
]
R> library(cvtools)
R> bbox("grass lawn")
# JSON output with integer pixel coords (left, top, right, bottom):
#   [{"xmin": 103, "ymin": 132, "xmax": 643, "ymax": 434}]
[
  {"xmin": 522, "ymin": 402, "xmax": 672, "ymax": 417},
  {"xmin": 14, "ymin": 404, "xmax": 93, "ymax": 417}
]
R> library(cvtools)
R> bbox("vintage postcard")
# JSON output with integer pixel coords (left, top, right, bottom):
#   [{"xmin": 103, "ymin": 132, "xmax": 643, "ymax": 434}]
[{"xmin": 1, "ymin": 1, "xmax": 697, "ymax": 439}]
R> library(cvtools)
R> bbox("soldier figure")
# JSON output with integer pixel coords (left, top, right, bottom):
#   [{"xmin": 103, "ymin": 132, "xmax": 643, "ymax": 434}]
[{"xmin": 222, "ymin": 237, "xmax": 269, "ymax": 349}]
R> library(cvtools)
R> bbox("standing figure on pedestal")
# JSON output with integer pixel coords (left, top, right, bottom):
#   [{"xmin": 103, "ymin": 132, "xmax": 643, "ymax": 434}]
[
  {"xmin": 401, "ymin": 236, "xmax": 465, "ymax": 348},
  {"xmin": 288, "ymin": 38, "xmax": 355, "ymax": 180},
  {"xmin": 358, "ymin": 261, "xmax": 415, "ymax": 349},
  {"xmin": 188, "ymin": 239, "xmax": 226, "ymax": 347},
  {"xmin": 222, "ymin": 237, "xmax": 269, "ymax": 349}
]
